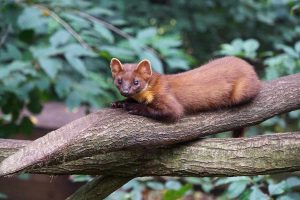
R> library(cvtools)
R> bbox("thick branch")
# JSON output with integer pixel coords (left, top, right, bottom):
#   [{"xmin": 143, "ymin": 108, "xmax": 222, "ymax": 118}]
[
  {"xmin": 66, "ymin": 176, "xmax": 131, "ymax": 200},
  {"xmin": 1, "ymin": 133, "xmax": 299, "ymax": 176},
  {"xmin": 0, "ymin": 74, "xmax": 300, "ymax": 176}
]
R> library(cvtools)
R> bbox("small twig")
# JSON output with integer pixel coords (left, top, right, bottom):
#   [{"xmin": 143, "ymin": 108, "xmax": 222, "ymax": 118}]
[
  {"xmin": 77, "ymin": 11, "xmax": 131, "ymax": 40},
  {"xmin": 33, "ymin": 4, "xmax": 93, "ymax": 52},
  {"xmin": 75, "ymin": 11, "xmax": 163, "ymax": 59},
  {"xmin": 0, "ymin": 25, "xmax": 10, "ymax": 48}
]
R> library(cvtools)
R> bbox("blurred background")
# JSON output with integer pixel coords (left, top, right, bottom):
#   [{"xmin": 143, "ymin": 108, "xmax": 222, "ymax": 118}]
[{"xmin": 0, "ymin": 0, "xmax": 300, "ymax": 199}]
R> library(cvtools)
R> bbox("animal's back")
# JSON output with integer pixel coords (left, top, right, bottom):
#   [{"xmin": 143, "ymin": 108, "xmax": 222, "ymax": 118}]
[{"xmin": 165, "ymin": 56, "xmax": 261, "ymax": 113}]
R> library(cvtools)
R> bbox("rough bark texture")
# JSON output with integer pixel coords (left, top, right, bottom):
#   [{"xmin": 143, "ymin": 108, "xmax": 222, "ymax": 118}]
[
  {"xmin": 0, "ymin": 139, "xmax": 30, "ymax": 162},
  {"xmin": 0, "ymin": 133, "xmax": 299, "ymax": 176},
  {"xmin": 66, "ymin": 176, "xmax": 131, "ymax": 200},
  {"xmin": 0, "ymin": 74, "xmax": 300, "ymax": 176}
]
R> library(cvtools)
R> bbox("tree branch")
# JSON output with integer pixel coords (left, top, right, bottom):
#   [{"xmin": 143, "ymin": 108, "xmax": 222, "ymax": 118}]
[
  {"xmin": 76, "ymin": 11, "xmax": 162, "ymax": 60},
  {"xmin": 0, "ymin": 133, "xmax": 299, "ymax": 176},
  {"xmin": 66, "ymin": 176, "xmax": 131, "ymax": 200},
  {"xmin": 0, "ymin": 74, "xmax": 299, "ymax": 176},
  {"xmin": 33, "ymin": 4, "xmax": 93, "ymax": 51}
]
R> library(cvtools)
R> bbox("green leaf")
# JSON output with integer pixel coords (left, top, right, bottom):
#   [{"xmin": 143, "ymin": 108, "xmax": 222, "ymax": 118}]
[
  {"xmin": 66, "ymin": 91, "xmax": 82, "ymax": 109},
  {"xmin": 295, "ymin": 41, "xmax": 300, "ymax": 53},
  {"xmin": 6, "ymin": 43, "xmax": 22, "ymax": 60},
  {"xmin": 31, "ymin": 46, "xmax": 64, "ymax": 58},
  {"xmin": 166, "ymin": 58, "xmax": 189, "ymax": 70},
  {"xmin": 288, "ymin": 110, "xmax": 300, "ymax": 119},
  {"xmin": 130, "ymin": 188, "xmax": 143, "ymax": 200},
  {"xmin": 55, "ymin": 75, "xmax": 73, "ymax": 98},
  {"xmin": 146, "ymin": 181, "xmax": 164, "ymax": 190},
  {"xmin": 239, "ymin": 189, "xmax": 252, "ymax": 200},
  {"xmin": 110, "ymin": 19, "xmax": 127, "ymax": 26},
  {"xmin": 250, "ymin": 186, "xmax": 270, "ymax": 200},
  {"xmin": 163, "ymin": 184, "xmax": 192, "ymax": 200},
  {"xmin": 184, "ymin": 177, "xmax": 203, "ymax": 185},
  {"xmin": 69, "ymin": 175, "xmax": 92, "ymax": 182},
  {"xmin": 50, "ymin": 29, "xmax": 70, "ymax": 47},
  {"xmin": 265, "ymin": 66, "xmax": 280, "ymax": 80},
  {"xmin": 129, "ymin": 38, "xmax": 143, "ymax": 53},
  {"xmin": 252, "ymin": 175, "xmax": 266, "ymax": 182},
  {"xmin": 137, "ymin": 27, "xmax": 157, "ymax": 40},
  {"xmin": 87, "ymin": 7, "xmax": 114, "ymax": 16},
  {"xmin": 94, "ymin": 23, "xmax": 114, "ymax": 43},
  {"xmin": 227, "ymin": 181, "xmax": 248, "ymax": 199},
  {"xmin": 220, "ymin": 44, "xmax": 239, "ymax": 55},
  {"xmin": 268, "ymin": 180, "xmax": 287, "ymax": 195},
  {"xmin": 65, "ymin": 53, "xmax": 87, "ymax": 76},
  {"xmin": 18, "ymin": 173, "xmax": 30, "ymax": 180},
  {"xmin": 101, "ymin": 45, "xmax": 135, "ymax": 60},
  {"xmin": 215, "ymin": 177, "xmax": 251, "ymax": 186},
  {"xmin": 3, "ymin": 73, "xmax": 26, "ymax": 88},
  {"xmin": 243, "ymin": 39, "xmax": 259, "ymax": 58},
  {"xmin": 122, "ymin": 179, "xmax": 140, "ymax": 190},
  {"xmin": 106, "ymin": 190, "xmax": 127, "ymax": 200},
  {"xmin": 0, "ymin": 193, "xmax": 7, "ymax": 199},
  {"xmin": 261, "ymin": 116, "xmax": 279, "ymax": 126},
  {"xmin": 277, "ymin": 192, "xmax": 300, "ymax": 200},
  {"xmin": 244, "ymin": 39, "xmax": 260, "ymax": 52},
  {"xmin": 286, "ymin": 177, "xmax": 300, "ymax": 189},
  {"xmin": 153, "ymin": 36, "xmax": 182, "ymax": 49},
  {"xmin": 231, "ymin": 38, "xmax": 244, "ymax": 51},
  {"xmin": 33, "ymin": 77, "xmax": 50, "ymax": 90},
  {"xmin": 139, "ymin": 51, "xmax": 163, "ymax": 73},
  {"xmin": 63, "ymin": 43, "xmax": 96, "ymax": 57},
  {"xmin": 62, "ymin": 13, "xmax": 90, "ymax": 29},
  {"xmin": 78, "ymin": 80, "xmax": 103, "ymax": 95},
  {"xmin": 38, "ymin": 57, "xmax": 62, "ymax": 79},
  {"xmin": 17, "ymin": 7, "xmax": 48, "ymax": 33},
  {"xmin": 0, "ymin": 61, "xmax": 30, "ymax": 79},
  {"xmin": 202, "ymin": 182, "xmax": 214, "ymax": 193},
  {"xmin": 165, "ymin": 180, "xmax": 182, "ymax": 190},
  {"xmin": 277, "ymin": 44, "xmax": 299, "ymax": 58}
]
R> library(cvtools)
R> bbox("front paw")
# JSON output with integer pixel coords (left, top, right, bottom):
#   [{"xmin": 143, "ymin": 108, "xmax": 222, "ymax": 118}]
[
  {"xmin": 124, "ymin": 104, "xmax": 144, "ymax": 115},
  {"xmin": 111, "ymin": 101, "xmax": 124, "ymax": 108}
]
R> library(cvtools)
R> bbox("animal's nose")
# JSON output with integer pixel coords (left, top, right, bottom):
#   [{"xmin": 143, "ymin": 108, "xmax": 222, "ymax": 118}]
[{"xmin": 123, "ymin": 90, "xmax": 129, "ymax": 95}]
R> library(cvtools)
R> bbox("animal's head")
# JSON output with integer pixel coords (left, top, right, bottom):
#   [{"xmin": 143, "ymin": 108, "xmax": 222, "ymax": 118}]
[{"xmin": 109, "ymin": 58, "xmax": 152, "ymax": 97}]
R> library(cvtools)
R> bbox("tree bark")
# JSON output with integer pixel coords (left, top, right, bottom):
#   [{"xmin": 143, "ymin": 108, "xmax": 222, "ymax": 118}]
[
  {"xmin": 0, "ymin": 74, "xmax": 300, "ymax": 176},
  {"xmin": 0, "ymin": 133, "xmax": 299, "ymax": 176}
]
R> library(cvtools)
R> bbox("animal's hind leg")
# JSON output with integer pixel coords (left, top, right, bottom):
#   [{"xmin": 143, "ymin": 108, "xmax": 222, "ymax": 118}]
[{"xmin": 231, "ymin": 77, "xmax": 260, "ymax": 104}]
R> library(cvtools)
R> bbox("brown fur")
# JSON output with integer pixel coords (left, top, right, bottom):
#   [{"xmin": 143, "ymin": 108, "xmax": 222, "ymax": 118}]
[{"xmin": 110, "ymin": 56, "xmax": 261, "ymax": 122}]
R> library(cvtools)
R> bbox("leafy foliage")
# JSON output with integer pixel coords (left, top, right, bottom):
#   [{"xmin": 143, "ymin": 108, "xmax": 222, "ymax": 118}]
[
  {"xmin": 219, "ymin": 37, "xmax": 300, "ymax": 134},
  {"xmin": 0, "ymin": 0, "xmax": 192, "ymax": 137},
  {"xmin": 0, "ymin": 193, "xmax": 7, "ymax": 200},
  {"xmin": 163, "ymin": 184, "xmax": 192, "ymax": 200},
  {"xmin": 69, "ymin": 174, "xmax": 93, "ymax": 182},
  {"xmin": 102, "ymin": 176, "xmax": 300, "ymax": 200}
]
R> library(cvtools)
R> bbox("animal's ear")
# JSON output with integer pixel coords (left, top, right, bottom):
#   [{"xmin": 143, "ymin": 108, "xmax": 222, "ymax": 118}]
[
  {"xmin": 110, "ymin": 58, "xmax": 123, "ymax": 77},
  {"xmin": 135, "ymin": 59, "xmax": 152, "ymax": 79}
]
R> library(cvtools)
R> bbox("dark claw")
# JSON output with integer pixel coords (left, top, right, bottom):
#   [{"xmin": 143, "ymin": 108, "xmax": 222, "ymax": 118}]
[
  {"xmin": 128, "ymin": 107, "xmax": 141, "ymax": 115},
  {"xmin": 128, "ymin": 110, "xmax": 138, "ymax": 115},
  {"xmin": 111, "ymin": 101, "xmax": 124, "ymax": 108}
]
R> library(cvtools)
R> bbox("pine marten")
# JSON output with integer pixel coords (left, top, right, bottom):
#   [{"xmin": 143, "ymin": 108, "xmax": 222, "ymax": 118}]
[{"xmin": 109, "ymin": 56, "xmax": 261, "ymax": 122}]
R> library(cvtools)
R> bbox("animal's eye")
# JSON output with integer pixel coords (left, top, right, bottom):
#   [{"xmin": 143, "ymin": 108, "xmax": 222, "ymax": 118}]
[
  {"xmin": 133, "ymin": 80, "xmax": 139, "ymax": 85},
  {"xmin": 117, "ymin": 79, "xmax": 122, "ymax": 84}
]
